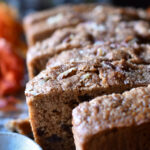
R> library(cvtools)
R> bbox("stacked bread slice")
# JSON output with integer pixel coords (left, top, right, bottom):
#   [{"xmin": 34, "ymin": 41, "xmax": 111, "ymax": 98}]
[
  {"xmin": 24, "ymin": 4, "xmax": 150, "ymax": 150},
  {"xmin": 72, "ymin": 85, "xmax": 150, "ymax": 150}
]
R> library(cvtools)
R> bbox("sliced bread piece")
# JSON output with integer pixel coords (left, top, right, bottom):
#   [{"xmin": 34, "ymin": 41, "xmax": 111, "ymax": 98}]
[
  {"xmin": 72, "ymin": 85, "xmax": 150, "ymax": 150},
  {"xmin": 27, "ymin": 27, "xmax": 94, "ymax": 78},
  {"xmin": 25, "ymin": 58, "xmax": 150, "ymax": 150},
  {"xmin": 23, "ymin": 4, "xmax": 96, "ymax": 30},
  {"xmin": 46, "ymin": 41, "xmax": 150, "ymax": 67},
  {"xmin": 25, "ymin": 11, "xmax": 85, "ymax": 46},
  {"xmin": 23, "ymin": 4, "xmax": 150, "ymax": 46}
]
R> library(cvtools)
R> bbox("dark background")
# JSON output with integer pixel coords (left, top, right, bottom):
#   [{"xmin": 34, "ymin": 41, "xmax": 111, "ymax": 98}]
[{"xmin": 3, "ymin": 0, "xmax": 150, "ymax": 17}]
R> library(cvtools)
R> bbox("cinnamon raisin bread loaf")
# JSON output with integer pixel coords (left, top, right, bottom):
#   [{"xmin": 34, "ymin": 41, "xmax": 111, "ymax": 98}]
[
  {"xmin": 25, "ymin": 58, "xmax": 150, "ymax": 150},
  {"xmin": 72, "ymin": 85, "xmax": 150, "ymax": 150}
]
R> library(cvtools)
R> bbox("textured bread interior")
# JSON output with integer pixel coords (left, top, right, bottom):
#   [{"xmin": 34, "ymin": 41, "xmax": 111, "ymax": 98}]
[
  {"xmin": 27, "ymin": 86, "xmax": 134, "ymax": 150},
  {"xmin": 82, "ymin": 123, "xmax": 150, "ymax": 150},
  {"xmin": 28, "ymin": 54, "xmax": 50, "ymax": 78},
  {"xmin": 26, "ymin": 58, "xmax": 150, "ymax": 150},
  {"xmin": 72, "ymin": 85, "xmax": 150, "ymax": 150}
]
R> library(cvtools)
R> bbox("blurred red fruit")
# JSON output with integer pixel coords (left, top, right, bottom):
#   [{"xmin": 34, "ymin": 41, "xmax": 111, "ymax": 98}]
[{"xmin": 0, "ymin": 39, "xmax": 24, "ymax": 96}]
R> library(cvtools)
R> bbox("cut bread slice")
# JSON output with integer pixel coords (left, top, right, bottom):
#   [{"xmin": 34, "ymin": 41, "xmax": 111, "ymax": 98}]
[
  {"xmin": 24, "ymin": 11, "xmax": 85, "ymax": 46},
  {"xmin": 72, "ymin": 85, "xmax": 150, "ymax": 150},
  {"xmin": 23, "ymin": 4, "xmax": 150, "ymax": 46},
  {"xmin": 23, "ymin": 4, "xmax": 96, "ymax": 30},
  {"xmin": 25, "ymin": 58, "xmax": 150, "ymax": 150},
  {"xmin": 23, "ymin": 4, "xmax": 96, "ymax": 46},
  {"xmin": 27, "ymin": 27, "xmax": 94, "ymax": 78},
  {"xmin": 46, "ymin": 41, "xmax": 150, "ymax": 68}
]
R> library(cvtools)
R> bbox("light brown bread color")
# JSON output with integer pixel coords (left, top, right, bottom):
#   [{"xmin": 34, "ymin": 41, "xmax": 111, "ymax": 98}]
[
  {"xmin": 23, "ymin": 4, "xmax": 150, "ymax": 45},
  {"xmin": 27, "ymin": 20, "xmax": 150, "ymax": 78},
  {"xmin": 27, "ymin": 27, "xmax": 94, "ymax": 78},
  {"xmin": 46, "ymin": 41, "xmax": 150, "ymax": 67},
  {"xmin": 26, "ymin": 58, "xmax": 150, "ymax": 150},
  {"xmin": 72, "ymin": 85, "xmax": 150, "ymax": 150}
]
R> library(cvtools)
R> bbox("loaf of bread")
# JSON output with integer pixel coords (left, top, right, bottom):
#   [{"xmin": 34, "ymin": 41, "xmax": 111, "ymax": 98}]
[
  {"xmin": 24, "ymin": 4, "xmax": 150, "ymax": 150},
  {"xmin": 72, "ymin": 85, "xmax": 150, "ymax": 150}
]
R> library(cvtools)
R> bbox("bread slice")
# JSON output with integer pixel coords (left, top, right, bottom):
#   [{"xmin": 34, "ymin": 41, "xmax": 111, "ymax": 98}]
[
  {"xmin": 25, "ymin": 58, "xmax": 150, "ymax": 150},
  {"xmin": 46, "ymin": 41, "xmax": 150, "ymax": 67},
  {"xmin": 5, "ymin": 118, "xmax": 32, "ymax": 137},
  {"xmin": 23, "ymin": 4, "xmax": 97, "ymax": 46},
  {"xmin": 24, "ymin": 11, "xmax": 85, "ymax": 46},
  {"xmin": 27, "ymin": 27, "xmax": 94, "ymax": 78},
  {"xmin": 72, "ymin": 85, "xmax": 150, "ymax": 150},
  {"xmin": 23, "ymin": 4, "xmax": 150, "ymax": 46},
  {"xmin": 88, "ymin": 5, "xmax": 150, "ymax": 23},
  {"xmin": 78, "ymin": 20, "xmax": 150, "ymax": 43},
  {"xmin": 23, "ymin": 4, "xmax": 96, "ymax": 30}
]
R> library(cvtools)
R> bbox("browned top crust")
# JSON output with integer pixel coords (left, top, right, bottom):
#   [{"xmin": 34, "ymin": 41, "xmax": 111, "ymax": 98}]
[
  {"xmin": 77, "ymin": 20, "xmax": 150, "ymax": 42},
  {"xmin": 27, "ymin": 27, "xmax": 94, "ymax": 63},
  {"xmin": 25, "ymin": 58, "xmax": 150, "ymax": 97},
  {"xmin": 28, "ymin": 19, "xmax": 150, "ymax": 62},
  {"xmin": 72, "ymin": 85, "xmax": 150, "ymax": 144},
  {"xmin": 24, "ymin": 4, "xmax": 150, "ymax": 28},
  {"xmin": 88, "ymin": 5, "xmax": 150, "ymax": 23},
  {"xmin": 28, "ymin": 11, "xmax": 84, "ymax": 35},
  {"xmin": 23, "ymin": 4, "xmax": 150, "ymax": 45},
  {"xmin": 28, "ymin": 19, "xmax": 150, "ymax": 73},
  {"xmin": 23, "ymin": 4, "xmax": 96, "ymax": 28},
  {"xmin": 46, "ymin": 41, "xmax": 150, "ymax": 67},
  {"xmin": 25, "ymin": 11, "xmax": 85, "ymax": 45}
]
